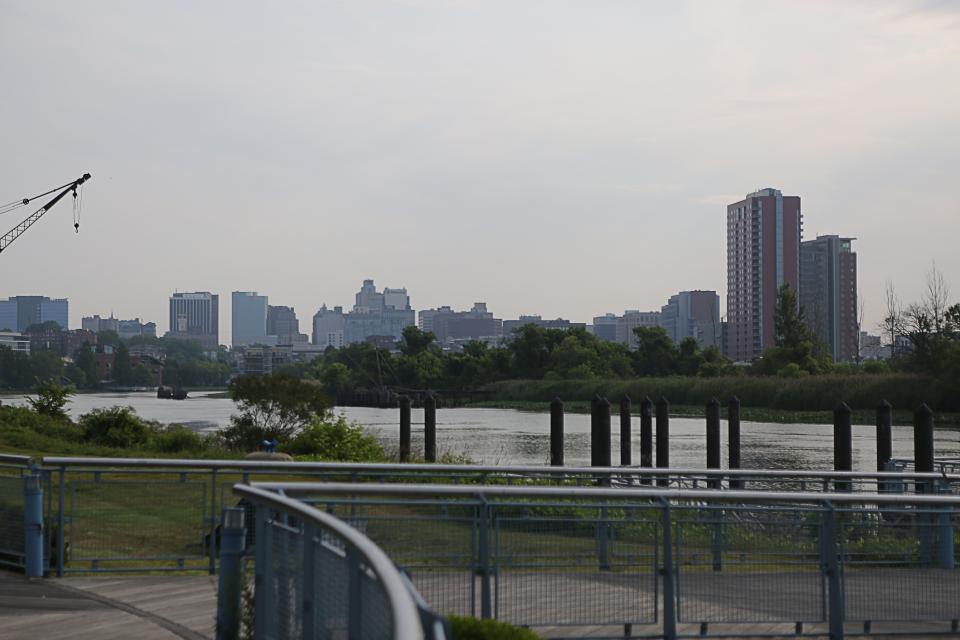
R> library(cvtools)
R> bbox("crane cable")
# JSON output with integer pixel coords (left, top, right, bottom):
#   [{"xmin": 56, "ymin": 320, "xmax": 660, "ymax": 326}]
[
  {"xmin": 73, "ymin": 183, "xmax": 83, "ymax": 232},
  {"xmin": 0, "ymin": 179, "xmax": 84, "ymax": 216}
]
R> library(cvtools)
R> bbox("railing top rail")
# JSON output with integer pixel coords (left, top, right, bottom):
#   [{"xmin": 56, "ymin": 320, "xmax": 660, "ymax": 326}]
[
  {"xmin": 234, "ymin": 484, "xmax": 425, "ymax": 640},
  {"xmin": 0, "ymin": 453, "xmax": 33, "ymax": 465},
  {"xmin": 254, "ymin": 481, "xmax": 960, "ymax": 506},
  {"xmin": 37, "ymin": 455, "xmax": 960, "ymax": 481}
]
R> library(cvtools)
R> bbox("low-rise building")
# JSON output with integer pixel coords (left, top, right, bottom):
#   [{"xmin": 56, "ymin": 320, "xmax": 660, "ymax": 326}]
[
  {"xmin": 0, "ymin": 331, "xmax": 30, "ymax": 354},
  {"xmin": 502, "ymin": 315, "xmax": 587, "ymax": 335},
  {"xmin": 418, "ymin": 303, "xmax": 502, "ymax": 345}
]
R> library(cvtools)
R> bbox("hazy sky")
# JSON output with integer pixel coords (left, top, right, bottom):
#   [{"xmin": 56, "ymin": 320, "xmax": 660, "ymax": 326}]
[{"xmin": 2, "ymin": 0, "xmax": 958, "ymax": 344}]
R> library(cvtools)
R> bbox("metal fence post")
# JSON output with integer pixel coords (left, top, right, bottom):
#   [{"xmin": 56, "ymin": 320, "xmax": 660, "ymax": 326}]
[
  {"xmin": 834, "ymin": 403, "xmax": 852, "ymax": 492},
  {"xmin": 477, "ymin": 499, "xmax": 492, "ymax": 619},
  {"xmin": 24, "ymin": 470, "xmax": 44, "ymax": 578},
  {"xmin": 821, "ymin": 501, "xmax": 844, "ymax": 640},
  {"xmin": 57, "ymin": 467, "xmax": 65, "ymax": 577},
  {"xmin": 253, "ymin": 507, "xmax": 271, "ymax": 640},
  {"xmin": 209, "ymin": 469, "xmax": 219, "ymax": 575},
  {"xmin": 706, "ymin": 398, "xmax": 721, "ymax": 489},
  {"xmin": 659, "ymin": 497, "xmax": 677, "ymax": 640},
  {"xmin": 216, "ymin": 508, "xmax": 246, "ymax": 640}
]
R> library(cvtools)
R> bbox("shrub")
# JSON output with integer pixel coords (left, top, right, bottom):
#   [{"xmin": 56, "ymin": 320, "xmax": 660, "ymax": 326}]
[
  {"xmin": 150, "ymin": 424, "xmax": 205, "ymax": 453},
  {"xmin": 286, "ymin": 415, "xmax": 385, "ymax": 462},
  {"xmin": 26, "ymin": 380, "xmax": 75, "ymax": 419},
  {"xmin": 79, "ymin": 406, "xmax": 149, "ymax": 448},
  {"xmin": 448, "ymin": 616, "xmax": 538, "ymax": 640}
]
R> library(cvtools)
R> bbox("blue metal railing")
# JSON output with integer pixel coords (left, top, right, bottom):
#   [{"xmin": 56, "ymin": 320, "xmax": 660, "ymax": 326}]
[{"xmin": 231, "ymin": 483, "xmax": 445, "ymax": 640}]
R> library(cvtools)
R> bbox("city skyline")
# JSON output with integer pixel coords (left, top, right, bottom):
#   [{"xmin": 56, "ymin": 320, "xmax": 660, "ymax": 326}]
[{"xmin": 2, "ymin": 2, "xmax": 958, "ymax": 346}]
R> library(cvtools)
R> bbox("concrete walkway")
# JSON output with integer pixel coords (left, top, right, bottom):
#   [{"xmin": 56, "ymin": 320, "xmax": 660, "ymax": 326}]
[{"xmin": 0, "ymin": 572, "xmax": 216, "ymax": 640}]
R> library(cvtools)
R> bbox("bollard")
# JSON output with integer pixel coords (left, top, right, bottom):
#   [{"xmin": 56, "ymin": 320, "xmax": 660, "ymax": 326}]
[
  {"xmin": 656, "ymin": 397, "xmax": 670, "ymax": 487},
  {"xmin": 424, "ymin": 394, "xmax": 437, "ymax": 463},
  {"xmin": 914, "ymin": 403, "xmax": 935, "ymax": 478},
  {"xmin": 589, "ymin": 395, "xmax": 600, "ymax": 467},
  {"xmin": 399, "ymin": 395, "xmax": 411, "ymax": 463},
  {"xmin": 834, "ymin": 402, "xmax": 852, "ymax": 492},
  {"xmin": 876, "ymin": 400, "xmax": 892, "ymax": 473},
  {"xmin": 24, "ymin": 471, "xmax": 44, "ymax": 579},
  {"xmin": 550, "ymin": 397, "xmax": 564, "ymax": 467},
  {"xmin": 216, "ymin": 508, "xmax": 246, "ymax": 640},
  {"xmin": 728, "ymin": 397, "xmax": 742, "ymax": 489},
  {"xmin": 620, "ymin": 395, "xmax": 632, "ymax": 466},
  {"xmin": 592, "ymin": 397, "xmax": 612, "ymax": 468},
  {"xmin": 640, "ymin": 397, "xmax": 653, "ymax": 485},
  {"xmin": 706, "ymin": 399, "xmax": 721, "ymax": 489}
]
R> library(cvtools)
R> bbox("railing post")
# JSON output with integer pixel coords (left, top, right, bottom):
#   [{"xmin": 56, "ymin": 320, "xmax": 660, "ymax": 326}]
[
  {"xmin": 301, "ymin": 523, "xmax": 317, "ymax": 639},
  {"xmin": 620, "ymin": 395, "xmax": 632, "ymax": 466},
  {"xmin": 640, "ymin": 397, "xmax": 653, "ymax": 485},
  {"xmin": 728, "ymin": 396, "xmax": 741, "ymax": 489},
  {"xmin": 57, "ymin": 467, "xmax": 65, "ymax": 577},
  {"xmin": 24, "ymin": 470, "xmax": 44, "ymax": 578},
  {"xmin": 424, "ymin": 394, "xmax": 437, "ymax": 463},
  {"xmin": 656, "ymin": 397, "xmax": 670, "ymax": 487},
  {"xmin": 821, "ymin": 501, "xmax": 844, "ymax": 640},
  {"xmin": 216, "ymin": 508, "xmax": 246, "ymax": 640},
  {"xmin": 253, "ymin": 506, "xmax": 271, "ymax": 640},
  {"xmin": 477, "ymin": 500, "xmax": 492, "ymax": 619},
  {"xmin": 706, "ymin": 398, "xmax": 721, "ymax": 489},
  {"xmin": 659, "ymin": 497, "xmax": 677, "ymax": 640},
  {"xmin": 834, "ymin": 403, "xmax": 852, "ymax": 492},
  {"xmin": 400, "ymin": 395, "xmax": 412, "ymax": 463},
  {"xmin": 550, "ymin": 397, "xmax": 564, "ymax": 467},
  {"xmin": 936, "ymin": 481, "xmax": 955, "ymax": 570},
  {"xmin": 209, "ymin": 468, "xmax": 219, "ymax": 574}
]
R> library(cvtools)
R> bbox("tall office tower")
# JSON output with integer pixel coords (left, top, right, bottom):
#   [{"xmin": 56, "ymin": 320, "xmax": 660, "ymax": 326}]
[
  {"xmin": 168, "ymin": 292, "xmax": 219, "ymax": 350},
  {"xmin": 312, "ymin": 305, "xmax": 345, "ymax": 349},
  {"xmin": 661, "ymin": 290, "xmax": 721, "ymax": 349},
  {"xmin": 232, "ymin": 292, "xmax": 269, "ymax": 348},
  {"xmin": 267, "ymin": 305, "xmax": 308, "ymax": 345},
  {"xmin": 800, "ymin": 235, "xmax": 858, "ymax": 362},
  {"xmin": 726, "ymin": 188, "xmax": 802, "ymax": 362},
  {"xmin": 0, "ymin": 296, "xmax": 68, "ymax": 331}
]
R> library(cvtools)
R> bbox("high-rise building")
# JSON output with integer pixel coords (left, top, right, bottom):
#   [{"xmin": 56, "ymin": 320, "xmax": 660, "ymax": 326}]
[
  {"xmin": 267, "ymin": 305, "xmax": 308, "ymax": 345},
  {"xmin": 800, "ymin": 235, "xmax": 858, "ymax": 362},
  {"xmin": 661, "ymin": 291, "xmax": 721, "ymax": 349},
  {"xmin": 617, "ymin": 310, "xmax": 662, "ymax": 350},
  {"xmin": 416, "ymin": 303, "xmax": 502, "ymax": 345},
  {"xmin": 82, "ymin": 314, "xmax": 156, "ymax": 340},
  {"xmin": 726, "ymin": 188, "xmax": 802, "ymax": 362},
  {"xmin": 167, "ymin": 292, "xmax": 219, "ymax": 350},
  {"xmin": 591, "ymin": 314, "xmax": 619, "ymax": 342},
  {"xmin": 312, "ymin": 305, "xmax": 345, "ymax": 349},
  {"xmin": 0, "ymin": 296, "xmax": 68, "ymax": 331},
  {"xmin": 232, "ymin": 292, "xmax": 269, "ymax": 348},
  {"xmin": 343, "ymin": 280, "xmax": 415, "ymax": 345}
]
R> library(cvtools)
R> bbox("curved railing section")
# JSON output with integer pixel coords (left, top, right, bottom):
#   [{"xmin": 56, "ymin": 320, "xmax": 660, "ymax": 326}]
[{"xmin": 234, "ymin": 483, "xmax": 443, "ymax": 640}]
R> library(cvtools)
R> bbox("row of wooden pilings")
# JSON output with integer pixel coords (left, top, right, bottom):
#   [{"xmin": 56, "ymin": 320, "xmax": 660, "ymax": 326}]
[{"xmin": 396, "ymin": 394, "xmax": 938, "ymax": 480}]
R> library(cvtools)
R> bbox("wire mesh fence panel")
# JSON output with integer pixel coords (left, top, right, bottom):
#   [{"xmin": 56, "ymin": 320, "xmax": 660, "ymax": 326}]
[
  {"xmin": 493, "ymin": 505, "xmax": 659, "ymax": 626},
  {"xmin": 0, "ymin": 474, "xmax": 24, "ymax": 567},
  {"xmin": 347, "ymin": 511, "xmax": 477, "ymax": 618},
  {"xmin": 67, "ymin": 479, "xmax": 207, "ymax": 569},
  {"xmin": 268, "ymin": 519, "xmax": 304, "ymax": 640},
  {"xmin": 841, "ymin": 507, "xmax": 960, "ymax": 623},
  {"xmin": 358, "ymin": 559, "xmax": 394, "ymax": 640},
  {"xmin": 312, "ymin": 537, "xmax": 350, "ymax": 640},
  {"xmin": 675, "ymin": 504, "xmax": 826, "ymax": 624}
]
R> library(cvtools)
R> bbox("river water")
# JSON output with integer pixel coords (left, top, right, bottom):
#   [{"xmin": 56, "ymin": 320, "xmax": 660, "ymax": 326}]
[{"xmin": 3, "ymin": 391, "xmax": 958, "ymax": 471}]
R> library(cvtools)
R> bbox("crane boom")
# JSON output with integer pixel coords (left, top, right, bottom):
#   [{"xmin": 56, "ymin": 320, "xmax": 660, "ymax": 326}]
[{"xmin": 0, "ymin": 173, "xmax": 92, "ymax": 254}]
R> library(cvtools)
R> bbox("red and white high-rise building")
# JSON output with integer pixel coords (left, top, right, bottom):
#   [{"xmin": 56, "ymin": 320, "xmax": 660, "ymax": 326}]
[{"xmin": 726, "ymin": 188, "xmax": 802, "ymax": 362}]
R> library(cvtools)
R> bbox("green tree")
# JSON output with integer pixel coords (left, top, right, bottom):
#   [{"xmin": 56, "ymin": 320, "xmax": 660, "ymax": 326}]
[
  {"xmin": 222, "ymin": 374, "xmax": 332, "ymax": 450},
  {"xmin": 113, "ymin": 342, "xmax": 133, "ymax": 385},
  {"xmin": 74, "ymin": 342, "xmax": 99, "ymax": 389},
  {"xmin": 400, "ymin": 326, "xmax": 437, "ymax": 356},
  {"xmin": 96, "ymin": 330, "xmax": 122, "ymax": 351},
  {"xmin": 632, "ymin": 327, "xmax": 678, "ymax": 376},
  {"xmin": 774, "ymin": 283, "xmax": 812, "ymax": 349},
  {"xmin": 26, "ymin": 379, "xmax": 75, "ymax": 419}
]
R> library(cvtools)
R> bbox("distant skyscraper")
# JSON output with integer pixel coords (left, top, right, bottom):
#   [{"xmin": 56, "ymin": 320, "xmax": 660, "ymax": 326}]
[
  {"xmin": 232, "ymin": 292, "xmax": 268, "ymax": 348},
  {"xmin": 267, "ymin": 305, "xmax": 308, "ymax": 345},
  {"xmin": 0, "ymin": 296, "xmax": 68, "ymax": 331},
  {"xmin": 726, "ymin": 188, "xmax": 802, "ymax": 362},
  {"xmin": 343, "ymin": 280, "xmax": 415, "ymax": 344},
  {"xmin": 661, "ymin": 291, "xmax": 721, "ymax": 349},
  {"xmin": 416, "ymin": 303, "xmax": 501, "ymax": 345},
  {"xmin": 168, "ymin": 292, "xmax": 219, "ymax": 350},
  {"xmin": 800, "ymin": 235, "xmax": 858, "ymax": 362},
  {"xmin": 312, "ymin": 305, "xmax": 345, "ymax": 349}
]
